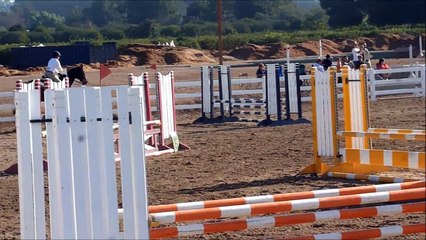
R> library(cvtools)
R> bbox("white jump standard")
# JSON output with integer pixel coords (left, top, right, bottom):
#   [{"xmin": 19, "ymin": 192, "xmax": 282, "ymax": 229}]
[{"xmin": 196, "ymin": 63, "xmax": 306, "ymax": 125}]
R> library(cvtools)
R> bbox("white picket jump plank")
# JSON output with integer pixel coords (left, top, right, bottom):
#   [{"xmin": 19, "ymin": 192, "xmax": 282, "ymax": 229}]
[
  {"xmin": 68, "ymin": 88, "xmax": 92, "ymax": 238},
  {"xmin": 127, "ymin": 87, "xmax": 150, "ymax": 238},
  {"xmin": 15, "ymin": 91, "xmax": 42, "ymax": 239},
  {"xmin": 99, "ymin": 88, "xmax": 120, "ymax": 238},
  {"xmin": 116, "ymin": 87, "xmax": 137, "ymax": 239},
  {"xmin": 85, "ymin": 88, "xmax": 108, "ymax": 238},
  {"xmin": 49, "ymin": 90, "xmax": 77, "ymax": 239}
]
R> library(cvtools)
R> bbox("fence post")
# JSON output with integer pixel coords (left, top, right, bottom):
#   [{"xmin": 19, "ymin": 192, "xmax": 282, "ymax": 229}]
[{"xmin": 368, "ymin": 69, "xmax": 377, "ymax": 101}]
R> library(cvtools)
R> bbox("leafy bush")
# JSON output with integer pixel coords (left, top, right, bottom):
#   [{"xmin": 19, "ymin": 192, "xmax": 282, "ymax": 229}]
[
  {"xmin": 160, "ymin": 25, "xmax": 180, "ymax": 37},
  {"xmin": 177, "ymin": 37, "xmax": 200, "ymax": 49},
  {"xmin": 55, "ymin": 27, "xmax": 102, "ymax": 42},
  {"xmin": 180, "ymin": 23, "xmax": 202, "ymax": 37},
  {"xmin": 28, "ymin": 31, "xmax": 54, "ymax": 43},
  {"xmin": 100, "ymin": 28, "xmax": 126, "ymax": 40},
  {"xmin": 0, "ymin": 31, "xmax": 30, "ymax": 44}
]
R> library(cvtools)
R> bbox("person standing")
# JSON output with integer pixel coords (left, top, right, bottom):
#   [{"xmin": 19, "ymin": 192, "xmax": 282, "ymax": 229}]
[
  {"xmin": 322, "ymin": 54, "xmax": 333, "ymax": 71},
  {"xmin": 256, "ymin": 63, "xmax": 267, "ymax": 78},
  {"xmin": 361, "ymin": 42, "xmax": 373, "ymax": 68},
  {"xmin": 351, "ymin": 41, "xmax": 362, "ymax": 69},
  {"xmin": 45, "ymin": 51, "xmax": 65, "ymax": 82}
]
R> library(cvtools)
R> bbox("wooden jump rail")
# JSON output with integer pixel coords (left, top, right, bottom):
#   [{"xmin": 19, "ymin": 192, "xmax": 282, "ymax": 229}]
[
  {"xmin": 150, "ymin": 202, "xmax": 425, "ymax": 238},
  {"xmin": 337, "ymin": 131, "xmax": 426, "ymax": 141},
  {"xmin": 285, "ymin": 224, "xmax": 425, "ymax": 240},
  {"xmin": 326, "ymin": 172, "xmax": 421, "ymax": 183},
  {"xmin": 340, "ymin": 148, "xmax": 425, "ymax": 170},
  {"xmin": 368, "ymin": 128, "xmax": 426, "ymax": 134},
  {"xmin": 139, "ymin": 181, "xmax": 426, "ymax": 214},
  {"xmin": 149, "ymin": 187, "xmax": 425, "ymax": 225}
]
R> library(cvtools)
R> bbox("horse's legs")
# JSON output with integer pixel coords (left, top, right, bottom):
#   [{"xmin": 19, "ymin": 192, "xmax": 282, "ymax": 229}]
[{"xmin": 40, "ymin": 85, "xmax": 45, "ymax": 102}]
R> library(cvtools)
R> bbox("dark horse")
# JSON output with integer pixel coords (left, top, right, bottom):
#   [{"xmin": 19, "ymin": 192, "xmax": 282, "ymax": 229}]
[
  {"xmin": 24, "ymin": 64, "xmax": 88, "ymax": 101},
  {"xmin": 44, "ymin": 64, "xmax": 88, "ymax": 87}
]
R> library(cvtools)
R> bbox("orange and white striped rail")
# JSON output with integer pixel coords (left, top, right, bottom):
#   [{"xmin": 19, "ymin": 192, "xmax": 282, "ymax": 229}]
[
  {"xmin": 150, "ymin": 202, "xmax": 425, "ymax": 238},
  {"xmin": 368, "ymin": 128, "xmax": 426, "ymax": 135},
  {"xmin": 149, "ymin": 187, "xmax": 425, "ymax": 225},
  {"xmin": 145, "ymin": 181, "xmax": 425, "ymax": 214},
  {"xmin": 286, "ymin": 223, "xmax": 425, "ymax": 240},
  {"xmin": 326, "ymin": 172, "xmax": 421, "ymax": 183},
  {"xmin": 340, "ymin": 148, "xmax": 425, "ymax": 170},
  {"xmin": 337, "ymin": 131, "xmax": 426, "ymax": 141}
]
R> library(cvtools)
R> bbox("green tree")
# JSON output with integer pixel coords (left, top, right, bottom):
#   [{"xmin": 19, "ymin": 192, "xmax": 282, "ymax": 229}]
[
  {"xmin": 358, "ymin": 0, "xmax": 425, "ymax": 26},
  {"xmin": 29, "ymin": 11, "xmax": 65, "ymax": 28},
  {"xmin": 319, "ymin": 0, "xmax": 364, "ymax": 27},
  {"xmin": 127, "ymin": 0, "xmax": 180, "ymax": 24},
  {"xmin": 83, "ymin": 0, "xmax": 125, "ymax": 26}
]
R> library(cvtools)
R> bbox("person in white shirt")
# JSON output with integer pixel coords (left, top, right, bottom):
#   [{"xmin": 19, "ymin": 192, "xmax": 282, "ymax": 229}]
[
  {"xmin": 45, "ymin": 51, "xmax": 65, "ymax": 82},
  {"xmin": 351, "ymin": 41, "xmax": 361, "ymax": 69},
  {"xmin": 313, "ymin": 58, "xmax": 324, "ymax": 72}
]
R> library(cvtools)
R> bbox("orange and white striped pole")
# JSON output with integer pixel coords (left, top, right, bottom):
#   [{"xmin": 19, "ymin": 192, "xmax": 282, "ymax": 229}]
[
  {"xmin": 150, "ymin": 187, "xmax": 425, "ymax": 225},
  {"xmin": 150, "ymin": 202, "xmax": 425, "ymax": 238},
  {"xmin": 146, "ymin": 181, "xmax": 425, "ymax": 214},
  {"xmin": 285, "ymin": 223, "xmax": 425, "ymax": 240}
]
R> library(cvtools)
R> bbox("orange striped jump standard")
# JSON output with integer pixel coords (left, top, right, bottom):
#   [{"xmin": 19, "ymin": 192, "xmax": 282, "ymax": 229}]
[
  {"xmin": 150, "ymin": 202, "xmax": 425, "ymax": 238},
  {"xmin": 149, "ymin": 187, "xmax": 425, "ymax": 225},
  {"xmin": 146, "ymin": 181, "xmax": 425, "ymax": 213},
  {"xmin": 285, "ymin": 223, "xmax": 425, "ymax": 240}
]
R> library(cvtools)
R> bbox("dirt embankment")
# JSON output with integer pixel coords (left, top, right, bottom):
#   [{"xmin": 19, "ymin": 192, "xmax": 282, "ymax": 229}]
[{"xmin": 0, "ymin": 33, "xmax": 423, "ymax": 77}]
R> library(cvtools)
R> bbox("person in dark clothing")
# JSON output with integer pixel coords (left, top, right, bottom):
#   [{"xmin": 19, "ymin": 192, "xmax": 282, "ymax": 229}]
[
  {"xmin": 256, "ymin": 63, "xmax": 266, "ymax": 78},
  {"xmin": 322, "ymin": 54, "xmax": 332, "ymax": 71}
]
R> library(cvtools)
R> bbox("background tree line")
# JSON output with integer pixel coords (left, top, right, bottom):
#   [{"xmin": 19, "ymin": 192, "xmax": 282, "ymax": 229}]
[{"xmin": 0, "ymin": 0, "xmax": 424, "ymax": 46}]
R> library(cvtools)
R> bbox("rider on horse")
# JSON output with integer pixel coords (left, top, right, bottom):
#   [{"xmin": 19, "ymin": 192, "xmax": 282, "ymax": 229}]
[{"xmin": 45, "ymin": 51, "xmax": 66, "ymax": 83}]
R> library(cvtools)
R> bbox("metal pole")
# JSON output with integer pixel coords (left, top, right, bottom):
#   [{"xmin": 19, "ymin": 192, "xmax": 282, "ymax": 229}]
[{"xmin": 217, "ymin": 0, "xmax": 224, "ymax": 65}]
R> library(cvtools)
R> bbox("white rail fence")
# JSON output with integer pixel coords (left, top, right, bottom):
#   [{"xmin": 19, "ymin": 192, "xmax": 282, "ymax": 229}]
[{"xmin": 1, "ymin": 66, "xmax": 425, "ymax": 123}]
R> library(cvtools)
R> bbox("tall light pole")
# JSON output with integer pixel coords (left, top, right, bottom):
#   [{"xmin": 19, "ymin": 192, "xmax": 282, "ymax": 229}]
[{"xmin": 217, "ymin": 0, "xmax": 224, "ymax": 65}]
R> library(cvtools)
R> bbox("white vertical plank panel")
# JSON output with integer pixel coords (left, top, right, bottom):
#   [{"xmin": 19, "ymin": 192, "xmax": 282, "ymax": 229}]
[
  {"xmin": 28, "ymin": 89, "xmax": 46, "ymax": 238},
  {"xmin": 127, "ymin": 87, "xmax": 150, "ymax": 239},
  {"xmin": 116, "ymin": 87, "xmax": 137, "ymax": 239},
  {"xmin": 85, "ymin": 87, "xmax": 108, "ymax": 238},
  {"xmin": 68, "ymin": 88, "xmax": 92, "ymax": 238},
  {"xmin": 44, "ymin": 89, "xmax": 61, "ymax": 238},
  {"xmin": 50, "ymin": 90, "xmax": 77, "ymax": 238},
  {"xmin": 15, "ymin": 91, "xmax": 37, "ymax": 239},
  {"xmin": 100, "ymin": 87, "xmax": 120, "ymax": 238}
]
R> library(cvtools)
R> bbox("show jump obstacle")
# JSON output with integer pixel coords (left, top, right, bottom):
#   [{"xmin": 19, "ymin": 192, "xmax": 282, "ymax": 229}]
[
  {"xmin": 17, "ymin": 85, "xmax": 425, "ymax": 238},
  {"xmin": 300, "ymin": 65, "xmax": 425, "ymax": 178},
  {"xmin": 196, "ymin": 63, "xmax": 305, "ymax": 125},
  {"xmin": 125, "ymin": 71, "xmax": 189, "ymax": 156}
]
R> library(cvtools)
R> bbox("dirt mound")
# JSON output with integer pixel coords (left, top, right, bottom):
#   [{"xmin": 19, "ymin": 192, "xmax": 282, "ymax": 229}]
[{"xmin": 121, "ymin": 44, "xmax": 217, "ymax": 65}]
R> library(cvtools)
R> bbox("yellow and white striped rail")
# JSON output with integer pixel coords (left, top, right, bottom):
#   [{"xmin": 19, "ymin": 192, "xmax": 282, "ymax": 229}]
[
  {"xmin": 150, "ymin": 202, "xmax": 425, "ymax": 238},
  {"xmin": 340, "ymin": 148, "xmax": 425, "ymax": 170},
  {"xmin": 368, "ymin": 128, "xmax": 425, "ymax": 135},
  {"xmin": 326, "ymin": 172, "xmax": 421, "ymax": 183},
  {"xmin": 337, "ymin": 131, "xmax": 426, "ymax": 141}
]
